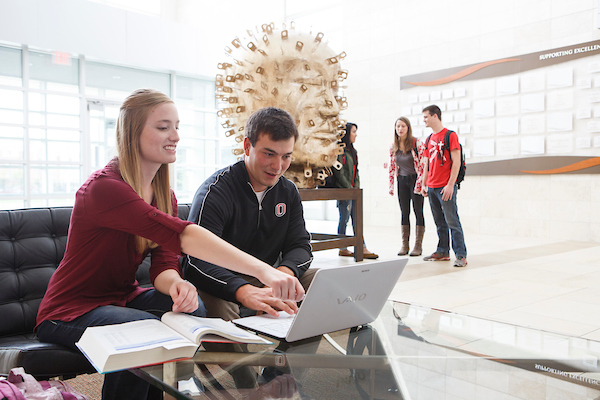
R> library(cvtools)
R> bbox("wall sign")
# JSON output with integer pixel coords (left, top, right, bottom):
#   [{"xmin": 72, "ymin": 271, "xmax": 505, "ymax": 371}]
[{"xmin": 400, "ymin": 40, "xmax": 600, "ymax": 175}]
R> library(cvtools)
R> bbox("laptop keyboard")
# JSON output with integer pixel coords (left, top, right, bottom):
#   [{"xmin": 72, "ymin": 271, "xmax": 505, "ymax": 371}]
[{"xmin": 256, "ymin": 315, "xmax": 296, "ymax": 337}]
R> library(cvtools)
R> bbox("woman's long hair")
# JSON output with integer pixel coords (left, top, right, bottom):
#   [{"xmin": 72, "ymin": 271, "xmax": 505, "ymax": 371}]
[
  {"xmin": 342, "ymin": 122, "xmax": 358, "ymax": 165},
  {"xmin": 392, "ymin": 117, "xmax": 414, "ymax": 155},
  {"xmin": 116, "ymin": 88, "xmax": 174, "ymax": 253}
]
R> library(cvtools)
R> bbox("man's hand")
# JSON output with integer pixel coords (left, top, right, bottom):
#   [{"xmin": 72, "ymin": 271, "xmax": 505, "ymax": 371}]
[
  {"xmin": 441, "ymin": 183, "xmax": 454, "ymax": 201},
  {"xmin": 169, "ymin": 280, "xmax": 199, "ymax": 313},
  {"xmin": 235, "ymin": 285, "xmax": 299, "ymax": 317},
  {"xmin": 421, "ymin": 187, "xmax": 428, "ymax": 197}
]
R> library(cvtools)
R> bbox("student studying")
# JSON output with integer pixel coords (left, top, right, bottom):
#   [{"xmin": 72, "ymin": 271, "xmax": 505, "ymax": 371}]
[{"xmin": 35, "ymin": 89, "xmax": 304, "ymax": 400}]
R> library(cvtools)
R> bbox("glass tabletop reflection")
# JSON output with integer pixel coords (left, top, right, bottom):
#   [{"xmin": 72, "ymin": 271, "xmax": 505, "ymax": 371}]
[{"xmin": 133, "ymin": 301, "xmax": 600, "ymax": 399}]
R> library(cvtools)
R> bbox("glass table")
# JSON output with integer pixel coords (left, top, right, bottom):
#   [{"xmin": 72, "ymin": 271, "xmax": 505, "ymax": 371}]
[{"xmin": 132, "ymin": 301, "xmax": 600, "ymax": 399}]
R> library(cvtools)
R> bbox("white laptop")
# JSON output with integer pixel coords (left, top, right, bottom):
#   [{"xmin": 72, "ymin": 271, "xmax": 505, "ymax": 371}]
[{"xmin": 232, "ymin": 259, "xmax": 407, "ymax": 342}]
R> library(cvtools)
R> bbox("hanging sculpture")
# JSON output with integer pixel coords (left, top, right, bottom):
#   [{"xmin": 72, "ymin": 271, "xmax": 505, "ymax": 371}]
[{"xmin": 216, "ymin": 22, "xmax": 348, "ymax": 188}]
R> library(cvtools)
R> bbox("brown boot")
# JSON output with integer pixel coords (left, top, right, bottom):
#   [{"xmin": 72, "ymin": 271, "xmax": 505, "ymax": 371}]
[
  {"xmin": 398, "ymin": 225, "xmax": 410, "ymax": 256},
  {"xmin": 410, "ymin": 225, "xmax": 425, "ymax": 256}
]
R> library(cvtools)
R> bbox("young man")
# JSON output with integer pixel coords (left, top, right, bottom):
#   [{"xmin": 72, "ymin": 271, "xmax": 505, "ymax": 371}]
[
  {"xmin": 182, "ymin": 107, "xmax": 315, "ymax": 387},
  {"xmin": 420, "ymin": 105, "xmax": 467, "ymax": 267}
]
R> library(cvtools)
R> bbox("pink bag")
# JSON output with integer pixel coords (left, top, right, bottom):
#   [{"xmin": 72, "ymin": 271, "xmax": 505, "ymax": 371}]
[
  {"xmin": 0, "ymin": 378, "xmax": 26, "ymax": 400},
  {"xmin": 6, "ymin": 368, "xmax": 88, "ymax": 400}
]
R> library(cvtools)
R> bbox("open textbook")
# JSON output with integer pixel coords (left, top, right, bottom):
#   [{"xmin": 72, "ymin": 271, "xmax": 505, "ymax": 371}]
[{"xmin": 76, "ymin": 312, "xmax": 271, "ymax": 373}]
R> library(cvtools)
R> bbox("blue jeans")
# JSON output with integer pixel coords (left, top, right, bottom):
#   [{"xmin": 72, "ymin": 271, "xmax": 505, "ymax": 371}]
[
  {"xmin": 427, "ymin": 186, "xmax": 467, "ymax": 258},
  {"xmin": 337, "ymin": 200, "xmax": 365, "ymax": 247},
  {"xmin": 37, "ymin": 289, "xmax": 206, "ymax": 400}
]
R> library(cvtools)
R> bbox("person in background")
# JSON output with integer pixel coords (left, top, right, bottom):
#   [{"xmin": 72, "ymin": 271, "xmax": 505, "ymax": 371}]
[
  {"xmin": 35, "ymin": 89, "xmax": 303, "ymax": 400},
  {"xmin": 334, "ymin": 122, "xmax": 378, "ymax": 259},
  {"xmin": 388, "ymin": 117, "xmax": 426, "ymax": 256},
  {"xmin": 421, "ymin": 104, "xmax": 467, "ymax": 267}
]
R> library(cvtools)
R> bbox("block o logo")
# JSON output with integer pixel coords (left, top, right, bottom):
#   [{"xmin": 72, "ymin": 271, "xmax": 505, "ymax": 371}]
[{"xmin": 275, "ymin": 203, "xmax": 286, "ymax": 217}]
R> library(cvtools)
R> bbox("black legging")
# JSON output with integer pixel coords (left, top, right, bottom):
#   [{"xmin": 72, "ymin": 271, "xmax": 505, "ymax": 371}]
[{"xmin": 397, "ymin": 174, "xmax": 424, "ymax": 226}]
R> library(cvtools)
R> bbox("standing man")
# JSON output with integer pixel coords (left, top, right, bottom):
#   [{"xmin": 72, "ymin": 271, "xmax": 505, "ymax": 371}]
[
  {"xmin": 420, "ymin": 105, "xmax": 467, "ymax": 267},
  {"xmin": 183, "ymin": 107, "xmax": 316, "ymax": 387}
]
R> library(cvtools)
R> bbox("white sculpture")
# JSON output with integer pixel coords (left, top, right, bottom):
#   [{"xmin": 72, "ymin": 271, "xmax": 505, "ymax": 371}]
[{"xmin": 216, "ymin": 22, "xmax": 348, "ymax": 188}]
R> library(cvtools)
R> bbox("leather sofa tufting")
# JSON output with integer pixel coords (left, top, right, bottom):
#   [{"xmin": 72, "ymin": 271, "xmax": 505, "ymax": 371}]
[{"xmin": 0, "ymin": 204, "xmax": 192, "ymax": 379}]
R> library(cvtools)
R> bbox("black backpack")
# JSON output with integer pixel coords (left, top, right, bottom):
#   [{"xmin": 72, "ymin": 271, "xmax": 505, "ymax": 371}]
[{"xmin": 425, "ymin": 130, "xmax": 466, "ymax": 189}]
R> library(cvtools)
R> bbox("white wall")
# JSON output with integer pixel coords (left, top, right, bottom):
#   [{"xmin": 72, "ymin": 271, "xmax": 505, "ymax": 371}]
[
  {"xmin": 0, "ymin": 0, "xmax": 239, "ymax": 77},
  {"xmin": 301, "ymin": 0, "xmax": 600, "ymax": 242}
]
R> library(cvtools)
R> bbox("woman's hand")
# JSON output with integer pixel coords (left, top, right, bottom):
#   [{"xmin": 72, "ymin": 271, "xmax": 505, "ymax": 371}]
[
  {"xmin": 169, "ymin": 280, "xmax": 199, "ymax": 313},
  {"xmin": 257, "ymin": 266, "xmax": 305, "ymax": 302},
  {"xmin": 155, "ymin": 269, "xmax": 199, "ymax": 313}
]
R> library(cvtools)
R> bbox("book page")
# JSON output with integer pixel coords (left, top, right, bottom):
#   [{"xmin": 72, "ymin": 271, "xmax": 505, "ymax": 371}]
[
  {"xmin": 76, "ymin": 320, "xmax": 198, "ymax": 373},
  {"xmin": 161, "ymin": 312, "xmax": 270, "ymax": 344},
  {"xmin": 93, "ymin": 320, "xmax": 191, "ymax": 352}
]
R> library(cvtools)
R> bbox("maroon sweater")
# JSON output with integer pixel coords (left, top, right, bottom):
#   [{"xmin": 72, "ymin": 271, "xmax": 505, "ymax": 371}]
[{"xmin": 36, "ymin": 159, "xmax": 192, "ymax": 328}]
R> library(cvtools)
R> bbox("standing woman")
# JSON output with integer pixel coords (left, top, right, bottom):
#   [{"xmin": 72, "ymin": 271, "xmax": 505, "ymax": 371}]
[
  {"xmin": 334, "ymin": 122, "xmax": 378, "ymax": 259},
  {"xmin": 389, "ymin": 117, "xmax": 426, "ymax": 256},
  {"xmin": 35, "ymin": 89, "xmax": 302, "ymax": 400}
]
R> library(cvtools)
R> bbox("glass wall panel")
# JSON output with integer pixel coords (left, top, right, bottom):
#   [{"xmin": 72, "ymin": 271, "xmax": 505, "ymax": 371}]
[
  {"xmin": 0, "ymin": 199, "xmax": 25, "ymax": 210},
  {"xmin": 175, "ymin": 167, "xmax": 205, "ymax": 200},
  {"xmin": 173, "ymin": 76, "xmax": 218, "ymax": 203},
  {"xmin": 88, "ymin": 102, "xmax": 119, "ymax": 171},
  {"xmin": 46, "ymin": 198, "xmax": 75, "ymax": 207},
  {"xmin": 0, "ymin": 164, "xmax": 24, "ymax": 195},
  {"xmin": 0, "ymin": 138, "xmax": 23, "ymax": 160},
  {"xmin": 0, "ymin": 46, "xmax": 22, "ymax": 86},
  {"xmin": 0, "ymin": 88, "xmax": 23, "ymax": 110},
  {"xmin": 205, "ymin": 113, "xmax": 218, "ymax": 138},
  {"xmin": 30, "ymin": 166, "xmax": 47, "ymax": 194},
  {"xmin": 29, "ymin": 51, "xmax": 79, "ymax": 92},
  {"xmin": 0, "ymin": 45, "xmax": 220, "ymax": 209},
  {"xmin": 28, "ymin": 93, "xmax": 81, "ymax": 128},
  {"xmin": 0, "ymin": 126, "xmax": 24, "ymax": 161},
  {"xmin": 176, "ymin": 76, "xmax": 215, "ymax": 109},
  {"xmin": 31, "ymin": 165, "xmax": 80, "ymax": 194},
  {"xmin": 0, "ymin": 109, "xmax": 23, "ymax": 124},
  {"xmin": 86, "ymin": 62, "xmax": 170, "ymax": 101},
  {"xmin": 29, "ymin": 129, "xmax": 81, "ymax": 162}
]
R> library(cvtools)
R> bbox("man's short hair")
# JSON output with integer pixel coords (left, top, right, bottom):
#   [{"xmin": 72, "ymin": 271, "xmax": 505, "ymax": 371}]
[
  {"xmin": 245, "ymin": 107, "xmax": 299, "ymax": 146},
  {"xmin": 422, "ymin": 105, "xmax": 442, "ymax": 121}
]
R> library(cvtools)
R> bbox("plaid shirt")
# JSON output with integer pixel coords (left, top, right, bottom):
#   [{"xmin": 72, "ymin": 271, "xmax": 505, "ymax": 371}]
[{"xmin": 388, "ymin": 138, "xmax": 427, "ymax": 195}]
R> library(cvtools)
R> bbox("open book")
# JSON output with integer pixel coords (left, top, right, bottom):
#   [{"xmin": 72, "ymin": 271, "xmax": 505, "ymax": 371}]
[{"xmin": 75, "ymin": 312, "xmax": 271, "ymax": 373}]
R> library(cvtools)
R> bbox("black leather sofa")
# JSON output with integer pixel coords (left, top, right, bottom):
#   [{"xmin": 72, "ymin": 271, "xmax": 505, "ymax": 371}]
[{"xmin": 0, "ymin": 204, "xmax": 192, "ymax": 380}]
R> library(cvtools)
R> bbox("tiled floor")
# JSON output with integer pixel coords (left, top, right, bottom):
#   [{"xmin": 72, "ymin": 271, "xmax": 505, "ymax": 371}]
[{"xmin": 306, "ymin": 220, "xmax": 600, "ymax": 340}]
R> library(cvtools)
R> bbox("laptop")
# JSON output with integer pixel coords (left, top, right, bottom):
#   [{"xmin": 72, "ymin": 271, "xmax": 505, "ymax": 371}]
[{"xmin": 232, "ymin": 259, "xmax": 407, "ymax": 342}]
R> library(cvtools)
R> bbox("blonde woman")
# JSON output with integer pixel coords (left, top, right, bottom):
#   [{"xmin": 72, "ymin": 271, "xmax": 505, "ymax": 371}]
[
  {"xmin": 388, "ymin": 117, "xmax": 426, "ymax": 256},
  {"xmin": 36, "ymin": 89, "xmax": 303, "ymax": 400}
]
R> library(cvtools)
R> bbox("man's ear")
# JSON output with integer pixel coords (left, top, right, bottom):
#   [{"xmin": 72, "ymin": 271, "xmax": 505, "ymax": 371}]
[{"xmin": 243, "ymin": 137, "xmax": 252, "ymax": 156}]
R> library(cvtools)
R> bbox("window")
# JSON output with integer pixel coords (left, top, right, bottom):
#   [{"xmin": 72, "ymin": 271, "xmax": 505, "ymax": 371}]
[
  {"xmin": 174, "ymin": 76, "xmax": 224, "ymax": 202},
  {"xmin": 0, "ymin": 44, "xmax": 218, "ymax": 209},
  {"xmin": 0, "ymin": 46, "xmax": 21, "ymax": 86}
]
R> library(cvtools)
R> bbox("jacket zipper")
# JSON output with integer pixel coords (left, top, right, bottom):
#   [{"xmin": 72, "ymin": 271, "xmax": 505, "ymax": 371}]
[{"xmin": 247, "ymin": 182, "xmax": 275, "ymax": 230}]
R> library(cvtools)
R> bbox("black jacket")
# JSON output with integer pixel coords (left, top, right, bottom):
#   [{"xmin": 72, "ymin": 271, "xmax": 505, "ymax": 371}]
[{"xmin": 182, "ymin": 160, "xmax": 313, "ymax": 302}]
